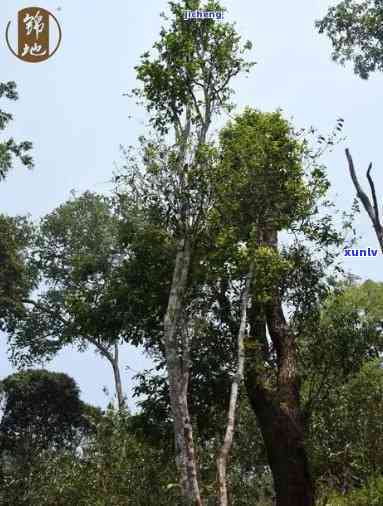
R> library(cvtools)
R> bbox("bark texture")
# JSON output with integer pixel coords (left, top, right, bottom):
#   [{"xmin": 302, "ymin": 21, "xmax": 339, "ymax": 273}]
[
  {"xmin": 245, "ymin": 378, "xmax": 314, "ymax": 506},
  {"xmin": 111, "ymin": 342, "xmax": 124, "ymax": 411},
  {"xmin": 217, "ymin": 269, "xmax": 253, "ymax": 506},
  {"xmin": 163, "ymin": 238, "xmax": 202, "ymax": 505},
  {"xmin": 245, "ymin": 230, "xmax": 315, "ymax": 506}
]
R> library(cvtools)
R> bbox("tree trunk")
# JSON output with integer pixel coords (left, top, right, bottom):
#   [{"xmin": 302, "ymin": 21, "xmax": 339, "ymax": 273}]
[
  {"xmin": 244, "ymin": 229, "xmax": 314, "ymax": 506},
  {"xmin": 265, "ymin": 299, "xmax": 314, "ymax": 505},
  {"xmin": 163, "ymin": 238, "xmax": 202, "ymax": 505},
  {"xmin": 88, "ymin": 337, "xmax": 126, "ymax": 411},
  {"xmin": 244, "ymin": 302, "xmax": 315, "ymax": 506},
  {"xmin": 111, "ymin": 342, "xmax": 125, "ymax": 411},
  {"xmin": 246, "ymin": 378, "xmax": 314, "ymax": 506},
  {"xmin": 217, "ymin": 269, "xmax": 253, "ymax": 506}
]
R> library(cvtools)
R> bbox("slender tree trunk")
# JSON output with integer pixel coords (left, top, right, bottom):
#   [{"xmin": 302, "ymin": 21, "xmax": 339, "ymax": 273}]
[
  {"xmin": 163, "ymin": 238, "xmax": 202, "ymax": 505},
  {"xmin": 90, "ymin": 337, "xmax": 126, "ymax": 411},
  {"xmin": 217, "ymin": 269, "xmax": 253, "ymax": 506},
  {"xmin": 111, "ymin": 342, "xmax": 125, "ymax": 410}
]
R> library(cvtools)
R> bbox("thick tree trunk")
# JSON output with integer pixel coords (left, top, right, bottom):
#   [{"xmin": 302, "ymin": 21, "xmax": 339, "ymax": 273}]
[
  {"xmin": 163, "ymin": 238, "xmax": 202, "ymax": 505},
  {"xmin": 244, "ymin": 229, "xmax": 314, "ymax": 506},
  {"xmin": 245, "ymin": 303, "xmax": 315, "ymax": 506},
  {"xmin": 264, "ymin": 298, "xmax": 314, "ymax": 504},
  {"xmin": 217, "ymin": 269, "xmax": 253, "ymax": 506},
  {"xmin": 245, "ymin": 379, "xmax": 314, "ymax": 506}
]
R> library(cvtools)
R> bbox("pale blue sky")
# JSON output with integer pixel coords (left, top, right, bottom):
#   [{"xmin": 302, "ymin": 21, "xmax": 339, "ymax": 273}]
[{"xmin": 1, "ymin": 0, "xmax": 382, "ymax": 409}]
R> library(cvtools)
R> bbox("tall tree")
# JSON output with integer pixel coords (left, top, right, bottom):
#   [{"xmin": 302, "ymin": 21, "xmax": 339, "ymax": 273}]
[
  {"xmin": 0, "ymin": 369, "xmax": 98, "ymax": 465},
  {"xmin": 124, "ymin": 1, "xmax": 253, "ymax": 502},
  {"xmin": 7, "ymin": 192, "xmax": 130, "ymax": 410},
  {"xmin": 0, "ymin": 369, "xmax": 100, "ymax": 505},
  {"xmin": 211, "ymin": 108, "xmax": 346, "ymax": 506}
]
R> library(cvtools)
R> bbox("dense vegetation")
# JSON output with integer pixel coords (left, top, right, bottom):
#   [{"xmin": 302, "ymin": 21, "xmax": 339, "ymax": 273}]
[{"xmin": 1, "ymin": 1, "xmax": 382, "ymax": 504}]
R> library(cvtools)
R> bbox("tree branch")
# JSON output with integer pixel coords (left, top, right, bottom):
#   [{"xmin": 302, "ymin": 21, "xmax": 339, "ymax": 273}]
[
  {"xmin": 345, "ymin": 149, "xmax": 376, "ymax": 223},
  {"xmin": 345, "ymin": 148, "xmax": 383, "ymax": 253},
  {"xmin": 366, "ymin": 162, "xmax": 380, "ymax": 225}
]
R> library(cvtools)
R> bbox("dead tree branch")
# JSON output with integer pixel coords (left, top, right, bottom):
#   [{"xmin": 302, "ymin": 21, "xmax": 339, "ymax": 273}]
[{"xmin": 345, "ymin": 148, "xmax": 383, "ymax": 253}]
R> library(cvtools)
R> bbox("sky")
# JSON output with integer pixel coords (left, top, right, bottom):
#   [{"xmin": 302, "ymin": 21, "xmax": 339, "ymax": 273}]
[{"xmin": 1, "ymin": 0, "xmax": 382, "ymax": 410}]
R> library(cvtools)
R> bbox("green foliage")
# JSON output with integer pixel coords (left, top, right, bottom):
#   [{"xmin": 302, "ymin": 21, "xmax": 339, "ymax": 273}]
[
  {"xmin": 206, "ymin": 108, "xmax": 346, "ymax": 312},
  {"xmin": 0, "ymin": 215, "xmax": 36, "ymax": 331},
  {"xmin": 116, "ymin": 195, "xmax": 175, "ymax": 348},
  {"xmin": 1, "ymin": 409, "xmax": 179, "ymax": 506},
  {"xmin": 0, "ymin": 81, "xmax": 35, "ymax": 330},
  {"xmin": 316, "ymin": 0, "xmax": 383, "ymax": 79},
  {"xmin": 301, "ymin": 279, "xmax": 383, "ymax": 394},
  {"xmin": 6, "ymin": 191, "xmax": 171, "ymax": 366},
  {"xmin": 215, "ymin": 108, "xmax": 310, "ymax": 236},
  {"xmin": 36, "ymin": 191, "xmax": 120, "ymax": 287},
  {"xmin": 320, "ymin": 476, "xmax": 383, "ymax": 506},
  {"xmin": 6, "ymin": 192, "xmax": 123, "ymax": 363},
  {"xmin": 134, "ymin": 0, "xmax": 254, "ymax": 135},
  {"xmin": 252, "ymin": 245, "xmax": 294, "ymax": 303},
  {"xmin": 0, "ymin": 81, "xmax": 33, "ymax": 180},
  {"xmin": 213, "ymin": 108, "xmax": 344, "ymax": 243},
  {"xmin": 129, "ymin": 395, "xmax": 273, "ymax": 505},
  {"xmin": 308, "ymin": 360, "xmax": 383, "ymax": 492},
  {"xmin": 0, "ymin": 369, "xmax": 98, "ymax": 465},
  {"xmin": 301, "ymin": 284, "xmax": 383, "ymax": 496},
  {"xmin": 336, "ymin": 278, "xmax": 383, "ymax": 324}
]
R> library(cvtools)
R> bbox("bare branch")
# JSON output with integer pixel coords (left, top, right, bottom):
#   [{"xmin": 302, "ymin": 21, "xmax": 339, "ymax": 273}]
[
  {"xmin": 366, "ymin": 162, "xmax": 380, "ymax": 225},
  {"xmin": 345, "ymin": 149, "xmax": 376, "ymax": 224},
  {"xmin": 345, "ymin": 148, "xmax": 383, "ymax": 253}
]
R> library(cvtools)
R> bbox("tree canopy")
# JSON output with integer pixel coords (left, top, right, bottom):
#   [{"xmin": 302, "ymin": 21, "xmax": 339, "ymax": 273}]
[
  {"xmin": 0, "ymin": 369, "xmax": 99, "ymax": 463},
  {"xmin": 316, "ymin": 0, "xmax": 383, "ymax": 79}
]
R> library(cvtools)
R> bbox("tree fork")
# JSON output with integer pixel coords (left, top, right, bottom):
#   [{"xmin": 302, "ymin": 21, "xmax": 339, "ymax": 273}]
[
  {"xmin": 244, "ymin": 230, "xmax": 314, "ymax": 506},
  {"xmin": 345, "ymin": 148, "xmax": 383, "ymax": 253}
]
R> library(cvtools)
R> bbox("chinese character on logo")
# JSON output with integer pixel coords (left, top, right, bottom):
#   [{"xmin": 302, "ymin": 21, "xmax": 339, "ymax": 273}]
[
  {"xmin": 23, "ymin": 10, "xmax": 45, "ymax": 40},
  {"xmin": 5, "ymin": 7, "xmax": 62, "ymax": 63},
  {"xmin": 21, "ymin": 42, "xmax": 47, "ymax": 57}
]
